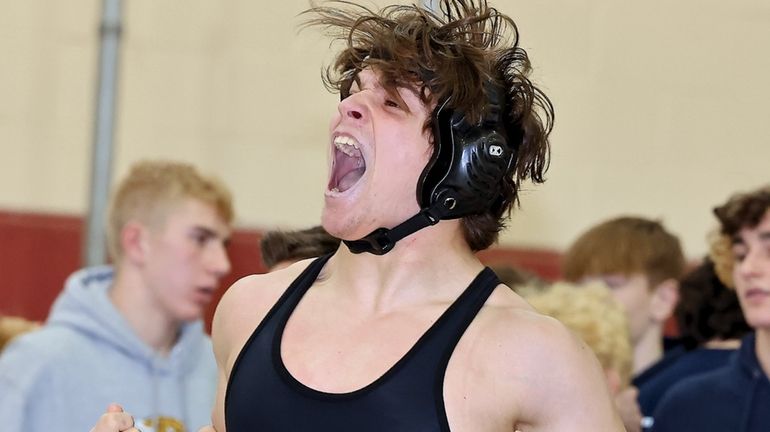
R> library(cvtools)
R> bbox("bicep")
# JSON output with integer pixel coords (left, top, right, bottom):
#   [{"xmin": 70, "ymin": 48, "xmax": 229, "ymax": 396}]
[
  {"xmin": 520, "ymin": 322, "xmax": 624, "ymax": 431},
  {"xmin": 208, "ymin": 274, "xmax": 279, "ymax": 432},
  {"xmin": 210, "ymin": 366, "xmax": 227, "ymax": 432},
  {"xmin": 209, "ymin": 284, "xmax": 239, "ymax": 432}
]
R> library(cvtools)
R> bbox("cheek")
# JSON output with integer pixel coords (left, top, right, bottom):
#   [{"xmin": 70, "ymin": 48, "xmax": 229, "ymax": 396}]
[
  {"xmin": 166, "ymin": 247, "xmax": 198, "ymax": 275},
  {"xmin": 394, "ymin": 137, "xmax": 431, "ymax": 171},
  {"xmin": 735, "ymin": 271, "xmax": 747, "ymax": 292},
  {"xmin": 612, "ymin": 286, "xmax": 650, "ymax": 313}
]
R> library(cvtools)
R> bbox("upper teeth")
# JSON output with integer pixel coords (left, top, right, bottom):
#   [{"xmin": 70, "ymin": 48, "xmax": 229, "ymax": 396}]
[{"xmin": 334, "ymin": 135, "xmax": 359, "ymax": 156}]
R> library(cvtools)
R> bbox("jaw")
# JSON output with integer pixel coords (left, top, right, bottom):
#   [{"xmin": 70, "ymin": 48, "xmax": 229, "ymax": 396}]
[{"xmin": 321, "ymin": 200, "xmax": 368, "ymax": 241}]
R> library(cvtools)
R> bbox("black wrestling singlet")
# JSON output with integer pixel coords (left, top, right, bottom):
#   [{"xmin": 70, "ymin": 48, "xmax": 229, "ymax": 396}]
[{"xmin": 225, "ymin": 254, "xmax": 500, "ymax": 432}]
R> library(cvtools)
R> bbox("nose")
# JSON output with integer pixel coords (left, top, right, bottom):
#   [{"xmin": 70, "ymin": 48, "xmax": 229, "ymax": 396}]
[
  {"xmin": 338, "ymin": 91, "xmax": 369, "ymax": 122},
  {"xmin": 208, "ymin": 242, "xmax": 232, "ymax": 280}
]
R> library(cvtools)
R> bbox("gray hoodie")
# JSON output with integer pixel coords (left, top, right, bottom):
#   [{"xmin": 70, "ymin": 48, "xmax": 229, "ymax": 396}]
[{"xmin": 0, "ymin": 266, "xmax": 217, "ymax": 432}]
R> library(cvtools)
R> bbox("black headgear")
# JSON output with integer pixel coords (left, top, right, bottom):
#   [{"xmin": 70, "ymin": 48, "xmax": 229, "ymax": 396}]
[{"xmin": 343, "ymin": 84, "xmax": 516, "ymax": 255}]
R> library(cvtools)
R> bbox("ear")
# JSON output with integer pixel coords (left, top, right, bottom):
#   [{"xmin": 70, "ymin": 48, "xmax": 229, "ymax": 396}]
[
  {"xmin": 649, "ymin": 278, "xmax": 679, "ymax": 323},
  {"xmin": 120, "ymin": 221, "xmax": 149, "ymax": 265}
]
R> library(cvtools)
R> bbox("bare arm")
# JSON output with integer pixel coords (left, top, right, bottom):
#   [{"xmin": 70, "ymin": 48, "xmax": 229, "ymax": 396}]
[
  {"xmin": 511, "ymin": 316, "xmax": 626, "ymax": 431},
  {"xmin": 203, "ymin": 266, "xmax": 303, "ymax": 432},
  {"xmin": 615, "ymin": 386, "xmax": 642, "ymax": 432},
  {"xmin": 209, "ymin": 355, "xmax": 228, "ymax": 432},
  {"xmin": 206, "ymin": 276, "xmax": 245, "ymax": 432}
]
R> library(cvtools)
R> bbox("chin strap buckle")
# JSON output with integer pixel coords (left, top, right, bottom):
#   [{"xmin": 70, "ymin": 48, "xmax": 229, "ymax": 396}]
[
  {"xmin": 343, "ymin": 228, "xmax": 394, "ymax": 255},
  {"xmin": 342, "ymin": 205, "xmax": 446, "ymax": 255}
]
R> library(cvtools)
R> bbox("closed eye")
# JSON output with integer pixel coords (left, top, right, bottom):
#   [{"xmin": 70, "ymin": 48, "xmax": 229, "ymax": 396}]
[
  {"xmin": 190, "ymin": 226, "xmax": 223, "ymax": 247},
  {"xmin": 385, "ymin": 99, "xmax": 400, "ymax": 108},
  {"xmin": 732, "ymin": 245, "xmax": 747, "ymax": 262}
]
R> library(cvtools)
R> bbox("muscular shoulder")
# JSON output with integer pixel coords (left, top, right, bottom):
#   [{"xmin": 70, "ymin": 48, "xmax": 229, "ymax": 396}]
[
  {"xmin": 460, "ymin": 286, "xmax": 620, "ymax": 429},
  {"xmin": 476, "ymin": 289, "xmax": 597, "ymax": 377},
  {"xmin": 211, "ymin": 258, "xmax": 316, "ymax": 367}
]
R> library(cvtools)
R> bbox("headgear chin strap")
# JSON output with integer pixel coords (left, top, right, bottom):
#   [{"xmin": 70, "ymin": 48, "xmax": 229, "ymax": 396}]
[
  {"xmin": 342, "ymin": 202, "xmax": 449, "ymax": 255},
  {"xmin": 343, "ymin": 84, "xmax": 515, "ymax": 255}
]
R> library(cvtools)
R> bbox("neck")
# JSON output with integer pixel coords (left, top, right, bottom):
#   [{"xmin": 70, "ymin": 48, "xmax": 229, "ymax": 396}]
[
  {"xmin": 109, "ymin": 266, "xmax": 181, "ymax": 355},
  {"xmin": 757, "ymin": 329, "xmax": 770, "ymax": 378},
  {"xmin": 633, "ymin": 323, "xmax": 663, "ymax": 375},
  {"xmin": 329, "ymin": 221, "xmax": 483, "ymax": 311},
  {"xmin": 703, "ymin": 338, "xmax": 742, "ymax": 350}
]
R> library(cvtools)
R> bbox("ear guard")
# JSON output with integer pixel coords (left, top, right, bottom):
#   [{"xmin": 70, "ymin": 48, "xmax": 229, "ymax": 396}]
[
  {"xmin": 343, "ymin": 84, "xmax": 515, "ymax": 255},
  {"xmin": 417, "ymin": 85, "xmax": 515, "ymax": 219}
]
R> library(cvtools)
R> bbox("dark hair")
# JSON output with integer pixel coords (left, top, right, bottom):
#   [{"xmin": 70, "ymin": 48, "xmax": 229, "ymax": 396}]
[
  {"xmin": 675, "ymin": 258, "xmax": 750, "ymax": 350},
  {"xmin": 710, "ymin": 185, "xmax": 770, "ymax": 287},
  {"xmin": 489, "ymin": 263, "xmax": 548, "ymax": 298},
  {"xmin": 713, "ymin": 185, "xmax": 770, "ymax": 239},
  {"xmin": 260, "ymin": 225, "xmax": 341, "ymax": 270},
  {"xmin": 563, "ymin": 216, "xmax": 686, "ymax": 287},
  {"xmin": 302, "ymin": 0, "xmax": 553, "ymax": 251}
]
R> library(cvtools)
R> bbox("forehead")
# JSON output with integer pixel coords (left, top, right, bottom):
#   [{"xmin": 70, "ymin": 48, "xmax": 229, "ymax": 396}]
[
  {"xmin": 352, "ymin": 68, "xmax": 424, "ymax": 97},
  {"xmin": 589, "ymin": 273, "xmax": 648, "ymax": 286},
  {"xmin": 734, "ymin": 209, "xmax": 770, "ymax": 245},
  {"xmin": 158, "ymin": 198, "xmax": 230, "ymax": 231},
  {"xmin": 352, "ymin": 68, "xmax": 382, "ymax": 88}
]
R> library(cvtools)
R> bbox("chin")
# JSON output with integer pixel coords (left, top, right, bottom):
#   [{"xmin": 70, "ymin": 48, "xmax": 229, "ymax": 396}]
[
  {"xmin": 321, "ymin": 218, "xmax": 354, "ymax": 241},
  {"xmin": 321, "ymin": 210, "xmax": 371, "ymax": 241},
  {"xmin": 745, "ymin": 313, "xmax": 770, "ymax": 331},
  {"xmin": 175, "ymin": 308, "xmax": 204, "ymax": 324}
]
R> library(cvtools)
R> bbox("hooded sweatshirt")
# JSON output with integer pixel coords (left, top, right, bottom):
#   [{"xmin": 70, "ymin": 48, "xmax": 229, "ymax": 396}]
[
  {"xmin": 0, "ymin": 266, "xmax": 217, "ymax": 432},
  {"xmin": 650, "ymin": 332, "xmax": 770, "ymax": 432}
]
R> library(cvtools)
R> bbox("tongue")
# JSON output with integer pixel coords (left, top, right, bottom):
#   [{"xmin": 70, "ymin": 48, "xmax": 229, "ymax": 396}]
[
  {"xmin": 333, "ymin": 147, "xmax": 365, "ymax": 192},
  {"xmin": 338, "ymin": 167, "xmax": 365, "ymax": 191}
]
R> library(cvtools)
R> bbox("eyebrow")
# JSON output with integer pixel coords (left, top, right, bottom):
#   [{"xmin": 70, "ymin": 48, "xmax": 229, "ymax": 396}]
[
  {"xmin": 732, "ymin": 230, "xmax": 770, "ymax": 245},
  {"xmin": 191, "ymin": 225, "xmax": 231, "ymax": 246}
]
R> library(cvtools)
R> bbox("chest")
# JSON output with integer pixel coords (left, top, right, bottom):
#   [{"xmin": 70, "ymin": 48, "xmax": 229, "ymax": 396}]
[
  {"xmin": 224, "ymin": 266, "xmax": 520, "ymax": 431},
  {"xmin": 276, "ymin": 303, "xmax": 515, "ymax": 432}
]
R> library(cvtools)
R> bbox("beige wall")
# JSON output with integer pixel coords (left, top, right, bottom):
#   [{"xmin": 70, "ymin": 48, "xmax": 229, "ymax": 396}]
[{"xmin": 1, "ymin": 0, "xmax": 768, "ymax": 258}]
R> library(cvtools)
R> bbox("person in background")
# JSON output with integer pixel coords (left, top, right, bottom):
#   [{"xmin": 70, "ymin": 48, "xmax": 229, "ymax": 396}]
[
  {"xmin": 636, "ymin": 257, "xmax": 750, "ymax": 419},
  {"xmin": 260, "ymin": 225, "xmax": 340, "ymax": 271},
  {"xmin": 489, "ymin": 263, "xmax": 548, "ymax": 297},
  {"xmin": 0, "ymin": 315, "xmax": 39, "ymax": 352},
  {"xmin": 652, "ymin": 185, "xmax": 770, "ymax": 432},
  {"xmin": 562, "ymin": 216, "xmax": 686, "ymax": 429},
  {"xmin": 0, "ymin": 160, "xmax": 233, "ymax": 432}
]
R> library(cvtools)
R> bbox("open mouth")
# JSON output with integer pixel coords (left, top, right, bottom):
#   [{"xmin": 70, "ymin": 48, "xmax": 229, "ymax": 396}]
[
  {"xmin": 329, "ymin": 135, "xmax": 366, "ymax": 193},
  {"xmin": 193, "ymin": 286, "xmax": 215, "ymax": 306}
]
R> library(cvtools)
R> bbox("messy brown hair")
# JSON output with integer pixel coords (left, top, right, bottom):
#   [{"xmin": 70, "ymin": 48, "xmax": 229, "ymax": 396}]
[
  {"xmin": 260, "ymin": 225, "xmax": 341, "ymax": 270},
  {"xmin": 563, "ymin": 216, "xmax": 686, "ymax": 288},
  {"xmin": 710, "ymin": 185, "xmax": 770, "ymax": 288},
  {"xmin": 302, "ymin": 0, "xmax": 553, "ymax": 251}
]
